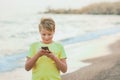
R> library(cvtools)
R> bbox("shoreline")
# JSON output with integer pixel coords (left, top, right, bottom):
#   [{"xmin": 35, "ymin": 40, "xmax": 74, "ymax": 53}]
[
  {"xmin": 62, "ymin": 37, "xmax": 120, "ymax": 80},
  {"xmin": 64, "ymin": 33, "xmax": 120, "ymax": 74}
]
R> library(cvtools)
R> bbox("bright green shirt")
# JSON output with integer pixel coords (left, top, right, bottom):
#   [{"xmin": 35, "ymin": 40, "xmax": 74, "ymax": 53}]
[{"xmin": 27, "ymin": 41, "xmax": 67, "ymax": 80}]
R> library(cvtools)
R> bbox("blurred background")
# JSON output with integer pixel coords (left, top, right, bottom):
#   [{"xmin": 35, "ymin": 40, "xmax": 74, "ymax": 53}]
[{"xmin": 0, "ymin": 0, "xmax": 120, "ymax": 80}]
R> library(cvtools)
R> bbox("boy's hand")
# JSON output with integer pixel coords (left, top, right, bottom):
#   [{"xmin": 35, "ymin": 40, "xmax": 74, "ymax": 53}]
[
  {"xmin": 37, "ymin": 49, "xmax": 46, "ymax": 56},
  {"xmin": 45, "ymin": 52, "xmax": 55, "ymax": 60}
]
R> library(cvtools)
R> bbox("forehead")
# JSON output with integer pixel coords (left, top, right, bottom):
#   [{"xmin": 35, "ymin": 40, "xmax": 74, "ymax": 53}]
[{"xmin": 40, "ymin": 28, "xmax": 54, "ymax": 34}]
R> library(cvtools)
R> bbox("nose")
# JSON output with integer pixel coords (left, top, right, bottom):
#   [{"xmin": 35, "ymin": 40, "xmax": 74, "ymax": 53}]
[{"xmin": 44, "ymin": 35, "xmax": 49, "ymax": 39}]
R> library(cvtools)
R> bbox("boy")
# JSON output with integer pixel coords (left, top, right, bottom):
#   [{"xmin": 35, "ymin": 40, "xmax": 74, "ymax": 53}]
[{"xmin": 25, "ymin": 17, "xmax": 67, "ymax": 80}]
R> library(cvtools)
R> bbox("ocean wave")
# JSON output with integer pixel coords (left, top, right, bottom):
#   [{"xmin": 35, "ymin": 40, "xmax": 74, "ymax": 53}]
[{"xmin": 60, "ymin": 26, "xmax": 120, "ymax": 45}]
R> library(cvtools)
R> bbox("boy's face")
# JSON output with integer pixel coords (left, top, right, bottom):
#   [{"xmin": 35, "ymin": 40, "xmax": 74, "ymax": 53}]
[{"xmin": 40, "ymin": 28, "xmax": 54, "ymax": 44}]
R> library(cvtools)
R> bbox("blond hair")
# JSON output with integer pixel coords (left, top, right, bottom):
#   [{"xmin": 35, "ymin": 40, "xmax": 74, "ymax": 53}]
[{"xmin": 39, "ymin": 17, "xmax": 55, "ymax": 32}]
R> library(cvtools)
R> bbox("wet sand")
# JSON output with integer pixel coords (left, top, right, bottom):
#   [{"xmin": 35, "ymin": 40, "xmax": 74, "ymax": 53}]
[{"xmin": 62, "ymin": 40, "xmax": 120, "ymax": 80}]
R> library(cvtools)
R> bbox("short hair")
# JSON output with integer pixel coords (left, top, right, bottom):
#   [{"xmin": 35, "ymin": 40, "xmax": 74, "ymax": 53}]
[{"xmin": 39, "ymin": 17, "xmax": 55, "ymax": 32}]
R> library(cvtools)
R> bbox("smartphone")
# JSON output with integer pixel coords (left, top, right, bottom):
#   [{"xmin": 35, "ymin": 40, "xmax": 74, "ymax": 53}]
[
  {"xmin": 41, "ymin": 47, "xmax": 51, "ymax": 53},
  {"xmin": 41, "ymin": 47, "xmax": 49, "ymax": 51}
]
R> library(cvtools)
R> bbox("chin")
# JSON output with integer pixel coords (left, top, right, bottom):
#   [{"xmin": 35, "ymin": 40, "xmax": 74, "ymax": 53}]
[{"xmin": 44, "ymin": 41, "xmax": 51, "ymax": 44}]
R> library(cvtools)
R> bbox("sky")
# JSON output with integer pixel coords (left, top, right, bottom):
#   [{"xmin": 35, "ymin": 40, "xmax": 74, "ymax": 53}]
[{"xmin": 0, "ymin": 0, "xmax": 119, "ymax": 17}]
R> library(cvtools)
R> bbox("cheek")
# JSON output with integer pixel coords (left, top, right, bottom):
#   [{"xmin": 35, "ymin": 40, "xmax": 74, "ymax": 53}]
[{"xmin": 49, "ymin": 35, "xmax": 53, "ymax": 39}]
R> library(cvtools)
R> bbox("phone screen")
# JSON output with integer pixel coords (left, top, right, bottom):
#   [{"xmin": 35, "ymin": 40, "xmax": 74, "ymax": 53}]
[{"xmin": 41, "ymin": 47, "xmax": 49, "ymax": 51}]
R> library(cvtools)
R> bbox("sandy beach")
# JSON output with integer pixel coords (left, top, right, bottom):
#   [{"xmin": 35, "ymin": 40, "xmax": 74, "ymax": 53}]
[
  {"xmin": 62, "ymin": 34, "xmax": 120, "ymax": 80},
  {"xmin": 0, "ymin": 33, "xmax": 120, "ymax": 80}
]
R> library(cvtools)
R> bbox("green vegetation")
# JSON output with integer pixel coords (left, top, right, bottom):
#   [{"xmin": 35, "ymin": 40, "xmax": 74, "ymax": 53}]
[{"xmin": 44, "ymin": 1, "xmax": 120, "ymax": 15}]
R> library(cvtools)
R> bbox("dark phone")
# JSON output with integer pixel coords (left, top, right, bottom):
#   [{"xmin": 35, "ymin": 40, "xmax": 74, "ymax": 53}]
[
  {"xmin": 41, "ymin": 47, "xmax": 49, "ymax": 51},
  {"xmin": 41, "ymin": 47, "xmax": 51, "ymax": 53}
]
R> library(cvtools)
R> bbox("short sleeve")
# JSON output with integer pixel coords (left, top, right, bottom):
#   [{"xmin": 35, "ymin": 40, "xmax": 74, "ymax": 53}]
[
  {"xmin": 27, "ymin": 44, "xmax": 36, "ymax": 58},
  {"xmin": 59, "ymin": 44, "xmax": 67, "ymax": 59}
]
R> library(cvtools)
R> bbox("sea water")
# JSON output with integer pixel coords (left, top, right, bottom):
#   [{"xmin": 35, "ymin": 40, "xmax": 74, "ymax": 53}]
[{"xmin": 0, "ymin": 14, "xmax": 120, "ymax": 73}]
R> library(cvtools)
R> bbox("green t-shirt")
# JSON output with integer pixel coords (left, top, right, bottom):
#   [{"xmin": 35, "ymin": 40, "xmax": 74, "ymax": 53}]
[{"xmin": 27, "ymin": 41, "xmax": 67, "ymax": 80}]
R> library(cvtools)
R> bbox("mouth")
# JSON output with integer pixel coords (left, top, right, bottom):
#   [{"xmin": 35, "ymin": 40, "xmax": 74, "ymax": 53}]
[{"xmin": 45, "ymin": 40, "xmax": 49, "ymax": 41}]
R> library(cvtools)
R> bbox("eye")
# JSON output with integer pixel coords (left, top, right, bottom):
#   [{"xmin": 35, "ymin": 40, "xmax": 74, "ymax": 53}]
[
  {"xmin": 42, "ymin": 33, "xmax": 46, "ymax": 36},
  {"xmin": 48, "ymin": 34, "xmax": 51, "ymax": 36}
]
